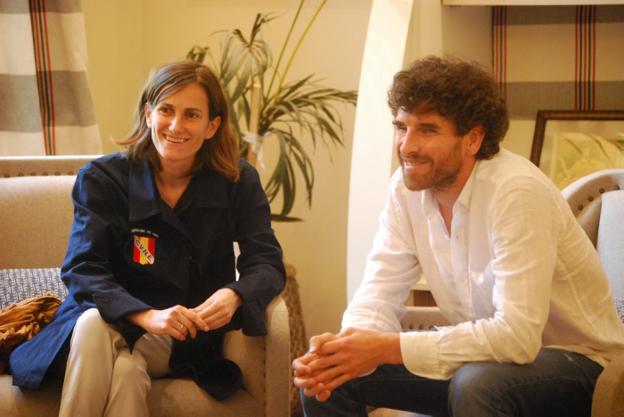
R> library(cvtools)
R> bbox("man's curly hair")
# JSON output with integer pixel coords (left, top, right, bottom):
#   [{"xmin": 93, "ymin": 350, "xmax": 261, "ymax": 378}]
[{"xmin": 387, "ymin": 56, "xmax": 509, "ymax": 160}]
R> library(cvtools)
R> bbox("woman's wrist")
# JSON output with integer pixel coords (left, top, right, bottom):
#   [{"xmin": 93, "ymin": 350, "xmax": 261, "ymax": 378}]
[{"xmin": 126, "ymin": 309, "xmax": 152, "ymax": 327}]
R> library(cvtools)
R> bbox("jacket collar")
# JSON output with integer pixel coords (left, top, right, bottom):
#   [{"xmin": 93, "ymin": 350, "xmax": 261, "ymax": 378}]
[
  {"xmin": 188, "ymin": 167, "xmax": 230, "ymax": 209},
  {"xmin": 128, "ymin": 160, "xmax": 230, "ymax": 223},
  {"xmin": 128, "ymin": 160, "xmax": 160, "ymax": 222}
]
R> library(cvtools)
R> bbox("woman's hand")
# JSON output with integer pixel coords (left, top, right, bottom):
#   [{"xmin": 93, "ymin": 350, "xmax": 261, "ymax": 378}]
[
  {"xmin": 127, "ymin": 305, "xmax": 209, "ymax": 341},
  {"xmin": 192, "ymin": 288, "xmax": 242, "ymax": 331}
]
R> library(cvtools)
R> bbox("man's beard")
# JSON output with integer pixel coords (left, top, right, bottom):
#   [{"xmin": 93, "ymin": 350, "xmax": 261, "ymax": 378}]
[{"xmin": 400, "ymin": 148, "xmax": 462, "ymax": 192}]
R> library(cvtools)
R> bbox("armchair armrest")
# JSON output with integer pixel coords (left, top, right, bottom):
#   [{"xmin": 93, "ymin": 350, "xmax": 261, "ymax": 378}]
[
  {"xmin": 222, "ymin": 295, "xmax": 290, "ymax": 417},
  {"xmin": 264, "ymin": 295, "xmax": 291, "ymax": 417}
]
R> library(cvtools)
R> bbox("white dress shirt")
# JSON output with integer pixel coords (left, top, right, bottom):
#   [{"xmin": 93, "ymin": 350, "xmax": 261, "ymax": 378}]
[{"xmin": 343, "ymin": 149, "xmax": 624, "ymax": 380}]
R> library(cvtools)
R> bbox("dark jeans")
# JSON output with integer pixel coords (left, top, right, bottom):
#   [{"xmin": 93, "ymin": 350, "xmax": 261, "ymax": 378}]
[{"xmin": 301, "ymin": 348, "xmax": 603, "ymax": 417}]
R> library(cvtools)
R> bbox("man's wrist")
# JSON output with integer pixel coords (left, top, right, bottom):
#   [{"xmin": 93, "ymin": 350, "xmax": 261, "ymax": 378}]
[{"xmin": 381, "ymin": 332, "xmax": 403, "ymax": 365}]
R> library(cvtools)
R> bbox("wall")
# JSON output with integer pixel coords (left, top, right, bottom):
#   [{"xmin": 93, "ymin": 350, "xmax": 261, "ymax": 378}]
[
  {"xmin": 83, "ymin": 0, "xmax": 145, "ymax": 151},
  {"xmin": 83, "ymin": 0, "xmax": 372, "ymax": 338},
  {"xmin": 87, "ymin": 1, "xmax": 594, "ymax": 341},
  {"xmin": 346, "ymin": 0, "xmax": 416, "ymax": 301}
]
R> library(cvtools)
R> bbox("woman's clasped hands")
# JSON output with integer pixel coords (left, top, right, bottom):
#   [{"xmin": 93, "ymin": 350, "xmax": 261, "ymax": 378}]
[{"xmin": 128, "ymin": 288, "xmax": 242, "ymax": 341}]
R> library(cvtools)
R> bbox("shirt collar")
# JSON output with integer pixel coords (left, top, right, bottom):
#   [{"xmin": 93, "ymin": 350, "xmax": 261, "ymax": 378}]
[
  {"xmin": 421, "ymin": 189, "xmax": 438, "ymax": 219},
  {"xmin": 455, "ymin": 160, "xmax": 479, "ymax": 211}
]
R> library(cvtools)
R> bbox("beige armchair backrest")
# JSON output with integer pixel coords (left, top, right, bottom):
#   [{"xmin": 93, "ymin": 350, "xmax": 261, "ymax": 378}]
[
  {"xmin": 0, "ymin": 155, "xmax": 97, "ymax": 178},
  {"xmin": 561, "ymin": 168, "xmax": 624, "ymax": 245},
  {"xmin": 562, "ymin": 168, "xmax": 624, "ymax": 417},
  {"xmin": 561, "ymin": 168, "xmax": 624, "ymax": 301}
]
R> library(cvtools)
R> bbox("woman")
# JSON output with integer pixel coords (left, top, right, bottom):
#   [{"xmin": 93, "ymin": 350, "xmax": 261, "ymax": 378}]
[{"xmin": 9, "ymin": 61, "xmax": 285, "ymax": 416}]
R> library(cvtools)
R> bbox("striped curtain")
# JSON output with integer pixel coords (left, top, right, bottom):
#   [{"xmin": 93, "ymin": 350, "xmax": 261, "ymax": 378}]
[
  {"xmin": 0, "ymin": 0, "xmax": 100, "ymax": 155},
  {"xmin": 492, "ymin": 5, "xmax": 624, "ymax": 120},
  {"xmin": 575, "ymin": 6, "xmax": 596, "ymax": 111}
]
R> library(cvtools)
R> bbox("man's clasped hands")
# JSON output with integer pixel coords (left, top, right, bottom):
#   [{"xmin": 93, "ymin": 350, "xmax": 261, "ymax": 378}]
[{"xmin": 292, "ymin": 327, "xmax": 402, "ymax": 401}]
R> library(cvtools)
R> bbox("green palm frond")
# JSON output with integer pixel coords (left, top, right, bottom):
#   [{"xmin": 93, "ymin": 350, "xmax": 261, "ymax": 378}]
[{"xmin": 187, "ymin": 6, "xmax": 357, "ymax": 220}]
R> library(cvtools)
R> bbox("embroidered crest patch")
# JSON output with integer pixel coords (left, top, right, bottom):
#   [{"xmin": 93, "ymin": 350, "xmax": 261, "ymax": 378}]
[{"xmin": 133, "ymin": 235, "xmax": 156, "ymax": 265}]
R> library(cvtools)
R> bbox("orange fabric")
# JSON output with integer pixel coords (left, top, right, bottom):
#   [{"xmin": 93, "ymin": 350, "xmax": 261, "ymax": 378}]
[{"xmin": 0, "ymin": 293, "xmax": 61, "ymax": 373}]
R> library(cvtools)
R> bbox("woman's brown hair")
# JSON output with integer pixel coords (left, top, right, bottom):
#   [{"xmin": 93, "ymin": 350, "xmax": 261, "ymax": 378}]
[{"xmin": 118, "ymin": 60, "xmax": 240, "ymax": 181}]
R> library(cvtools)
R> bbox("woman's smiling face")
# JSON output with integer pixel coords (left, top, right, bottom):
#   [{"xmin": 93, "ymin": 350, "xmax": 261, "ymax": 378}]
[{"xmin": 145, "ymin": 82, "xmax": 221, "ymax": 173}]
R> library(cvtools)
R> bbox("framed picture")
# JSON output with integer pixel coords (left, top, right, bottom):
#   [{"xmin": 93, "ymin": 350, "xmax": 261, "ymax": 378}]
[{"xmin": 530, "ymin": 110, "xmax": 624, "ymax": 189}]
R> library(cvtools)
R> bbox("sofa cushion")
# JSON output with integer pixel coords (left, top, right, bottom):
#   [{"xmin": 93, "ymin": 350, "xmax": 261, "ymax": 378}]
[
  {"xmin": 0, "ymin": 374, "xmax": 262, "ymax": 417},
  {"xmin": 0, "ymin": 269, "xmax": 65, "ymax": 309}
]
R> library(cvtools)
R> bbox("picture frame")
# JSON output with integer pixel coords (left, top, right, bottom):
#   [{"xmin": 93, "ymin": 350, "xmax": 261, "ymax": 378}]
[{"xmin": 530, "ymin": 110, "xmax": 624, "ymax": 189}]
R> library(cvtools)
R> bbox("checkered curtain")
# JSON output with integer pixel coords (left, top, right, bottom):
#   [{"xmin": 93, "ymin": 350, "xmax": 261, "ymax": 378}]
[
  {"xmin": 492, "ymin": 5, "xmax": 624, "ymax": 120},
  {"xmin": 0, "ymin": 0, "xmax": 101, "ymax": 155}
]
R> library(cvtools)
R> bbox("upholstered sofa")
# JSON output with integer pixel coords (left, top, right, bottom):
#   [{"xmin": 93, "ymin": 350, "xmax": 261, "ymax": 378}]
[{"xmin": 0, "ymin": 156, "xmax": 291, "ymax": 417}]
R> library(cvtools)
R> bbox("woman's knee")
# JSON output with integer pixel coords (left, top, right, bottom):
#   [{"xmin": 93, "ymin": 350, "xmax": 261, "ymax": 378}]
[
  {"xmin": 71, "ymin": 308, "xmax": 117, "ymax": 350},
  {"xmin": 74, "ymin": 308, "xmax": 107, "ymax": 330}
]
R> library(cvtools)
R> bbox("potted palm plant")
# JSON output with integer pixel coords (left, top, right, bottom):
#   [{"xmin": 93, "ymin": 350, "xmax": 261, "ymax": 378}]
[
  {"xmin": 187, "ymin": 2, "xmax": 357, "ymax": 221},
  {"xmin": 188, "ymin": 4, "xmax": 357, "ymax": 415}
]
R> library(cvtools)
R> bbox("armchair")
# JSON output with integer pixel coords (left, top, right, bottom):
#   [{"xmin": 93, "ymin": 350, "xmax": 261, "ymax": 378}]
[
  {"xmin": 561, "ymin": 168, "xmax": 624, "ymax": 417},
  {"xmin": 0, "ymin": 156, "xmax": 291, "ymax": 417}
]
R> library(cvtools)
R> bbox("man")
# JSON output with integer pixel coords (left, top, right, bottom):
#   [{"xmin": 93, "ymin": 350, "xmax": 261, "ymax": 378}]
[{"xmin": 293, "ymin": 56, "xmax": 624, "ymax": 417}]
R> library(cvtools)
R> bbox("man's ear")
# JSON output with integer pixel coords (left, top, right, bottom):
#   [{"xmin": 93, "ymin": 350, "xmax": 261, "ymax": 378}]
[{"xmin": 466, "ymin": 125, "xmax": 485, "ymax": 156}]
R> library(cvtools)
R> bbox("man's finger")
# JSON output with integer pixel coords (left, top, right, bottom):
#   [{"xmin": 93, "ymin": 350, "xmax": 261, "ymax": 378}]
[
  {"xmin": 293, "ymin": 376, "xmax": 317, "ymax": 389},
  {"xmin": 308, "ymin": 363, "xmax": 346, "ymax": 385},
  {"xmin": 324, "ymin": 372, "xmax": 355, "ymax": 392},
  {"xmin": 315, "ymin": 336, "xmax": 345, "ymax": 355},
  {"xmin": 309, "ymin": 332, "xmax": 336, "ymax": 353},
  {"xmin": 315, "ymin": 389, "xmax": 332, "ymax": 402},
  {"xmin": 292, "ymin": 357, "xmax": 312, "ymax": 377},
  {"xmin": 307, "ymin": 351, "xmax": 344, "ymax": 373},
  {"xmin": 302, "ymin": 382, "xmax": 327, "ymax": 398}
]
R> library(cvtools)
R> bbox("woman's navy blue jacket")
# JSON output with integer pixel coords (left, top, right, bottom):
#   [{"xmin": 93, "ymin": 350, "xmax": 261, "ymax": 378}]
[{"xmin": 9, "ymin": 153, "xmax": 285, "ymax": 399}]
